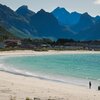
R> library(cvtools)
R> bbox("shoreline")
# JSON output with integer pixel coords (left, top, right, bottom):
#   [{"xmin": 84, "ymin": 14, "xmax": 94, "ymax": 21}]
[
  {"xmin": 0, "ymin": 50, "xmax": 100, "ymax": 100},
  {"xmin": 0, "ymin": 68, "xmax": 100, "ymax": 91},
  {"xmin": 0, "ymin": 50, "xmax": 100, "ymax": 86},
  {"xmin": 0, "ymin": 69, "xmax": 100, "ymax": 88},
  {"xmin": 0, "ymin": 71, "xmax": 100, "ymax": 100},
  {"xmin": 0, "ymin": 50, "xmax": 100, "ymax": 56}
]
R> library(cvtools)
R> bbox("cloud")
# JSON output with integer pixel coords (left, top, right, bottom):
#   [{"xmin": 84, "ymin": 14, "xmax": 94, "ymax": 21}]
[{"xmin": 94, "ymin": 0, "xmax": 100, "ymax": 4}]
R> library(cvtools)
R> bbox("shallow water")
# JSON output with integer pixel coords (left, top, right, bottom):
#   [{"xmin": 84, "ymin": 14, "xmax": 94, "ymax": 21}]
[{"xmin": 0, "ymin": 53, "xmax": 100, "ymax": 88}]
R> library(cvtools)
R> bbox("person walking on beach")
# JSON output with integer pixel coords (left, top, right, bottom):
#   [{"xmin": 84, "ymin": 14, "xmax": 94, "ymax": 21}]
[{"xmin": 89, "ymin": 81, "xmax": 91, "ymax": 89}]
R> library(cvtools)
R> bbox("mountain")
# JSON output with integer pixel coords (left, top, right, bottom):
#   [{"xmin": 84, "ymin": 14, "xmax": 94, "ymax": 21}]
[
  {"xmin": 70, "ymin": 12, "xmax": 81, "ymax": 25},
  {"xmin": 0, "ymin": 4, "xmax": 35, "ymax": 38},
  {"xmin": 95, "ymin": 16, "xmax": 100, "ymax": 22},
  {"xmin": 0, "ymin": 4, "xmax": 74, "ymax": 39},
  {"xmin": 30, "ymin": 9, "xmax": 74, "ymax": 39},
  {"xmin": 0, "ymin": 25, "xmax": 17, "ymax": 41},
  {"xmin": 52, "ymin": 7, "xmax": 100, "ymax": 40},
  {"xmin": 52, "ymin": 7, "xmax": 70, "ymax": 26},
  {"xmin": 71, "ymin": 12, "xmax": 95, "ymax": 32},
  {"xmin": 16, "ymin": 5, "xmax": 35, "ymax": 20},
  {"xmin": 52, "ymin": 7, "xmax": 81, "ymax": 26},
  {"xmin": 0, "ymin": 3, "xmax": 99, "ymax": 40},
  {"xmin": 75, "ymin": 22, "xmax": 100, "ymax": 40}
]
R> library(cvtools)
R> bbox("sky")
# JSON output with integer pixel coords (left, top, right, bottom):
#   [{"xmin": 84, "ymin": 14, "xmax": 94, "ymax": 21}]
[{"xmin": 0, "ymin": 0, "xmax": 100, "ymax": 16}]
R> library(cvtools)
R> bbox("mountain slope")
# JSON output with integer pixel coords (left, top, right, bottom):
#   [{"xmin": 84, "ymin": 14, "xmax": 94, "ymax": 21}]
[
  {"xmin": 0, "ymin": 4, "xmax": 34, "ymax": 38},
  {"xmin": 16, "ymin": 5, "xmax": 35, "ymax": 20},
  {"xmin": 52, "ymin": 7, "xmax": 70, "ymax": 26},
  {"xmin": 0, "ymin": 25, "xmax": 17, "ymax": 41},
  {"xmin": 75, "ymin": 22, "xmax": 100, "ymax": 40},
  {"xmin": 30, "ymin": 9, "xmax": 74, "ymax": 39},
  {"xmin": 0, "ymin": 4, "xmax": 99, "ymax": 40},
  {"xmin": 71, "ymin": 13, "xmax": 95, "ymax": 32},
  {"xmin": 70, "ymin": 12, "xmax": 81, "ymax": 25},
  {"xmin": 0, "ymin": 4, "xmax": 74, "ymax": 39},
  {"xmin": 52, "ymin": 7, "xmax": 81, "ymax": 26}
]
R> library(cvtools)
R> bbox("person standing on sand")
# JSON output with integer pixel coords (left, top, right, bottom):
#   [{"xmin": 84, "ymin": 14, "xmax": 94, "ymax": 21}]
[{"xmin": 89, "ymin": 81, "xmax": 91, "ymax": 89}]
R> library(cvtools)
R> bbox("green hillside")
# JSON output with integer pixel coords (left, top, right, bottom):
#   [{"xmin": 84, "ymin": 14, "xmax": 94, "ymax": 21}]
[{"xmin": 0, "ymin": 26, "xmax": 17, "ymax": 41}]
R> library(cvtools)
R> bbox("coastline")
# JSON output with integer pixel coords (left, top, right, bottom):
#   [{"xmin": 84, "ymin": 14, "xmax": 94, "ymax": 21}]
[
  {"xmin": 0, "ymin": 50, "xmax": 100, "ymax": 100},
  {"xmin": 0, "ymin": 71, "xmax": 100, "ymax": 100},
  {"xmin": 0, "ymin": 50, "xmax": 100, "ymax": 56}
]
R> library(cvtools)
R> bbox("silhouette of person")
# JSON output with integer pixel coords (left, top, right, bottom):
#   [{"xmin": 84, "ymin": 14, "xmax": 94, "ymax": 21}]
[{"xmin": 89, "ymin": 81, "xmax": 91, "ymax": 89}]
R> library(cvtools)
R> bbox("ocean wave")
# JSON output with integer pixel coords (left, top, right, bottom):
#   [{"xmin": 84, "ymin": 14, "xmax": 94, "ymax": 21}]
[{"xmin": 0, "ymin": 63, "xmax": 34, "ymax": 76}]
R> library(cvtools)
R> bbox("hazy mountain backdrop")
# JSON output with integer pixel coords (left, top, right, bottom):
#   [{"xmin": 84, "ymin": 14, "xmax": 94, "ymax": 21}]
[{"xmin": 0, "ymin": 4, "xmax": 100, "ymax": 40}]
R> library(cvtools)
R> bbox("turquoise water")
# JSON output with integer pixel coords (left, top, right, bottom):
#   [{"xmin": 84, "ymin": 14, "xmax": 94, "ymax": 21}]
[{"xmin": 0, "ymin": 53, "xmax": 100, "ymax": 86}]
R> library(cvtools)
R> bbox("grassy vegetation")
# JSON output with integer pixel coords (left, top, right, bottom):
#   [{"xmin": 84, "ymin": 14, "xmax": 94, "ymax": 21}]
[
  {"xmin": 0, "ymin": 26, "xmax": 100, "ymax": 51},
  {"xmin": 0, "ymin": 26, "xmax": 17, "ymax": 42},
  {"xmin": 26, "ymin": 97, "xmax": 32, "ymax": 100},
  {"xmin": 0, "ymin": 47, "xmax": 27, "ymax": 51}
]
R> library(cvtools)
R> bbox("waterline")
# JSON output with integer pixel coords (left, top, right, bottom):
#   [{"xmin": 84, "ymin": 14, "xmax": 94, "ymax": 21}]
[{"xmin": 0, "ymin": 53, "xmax": 100, "ymax": 89}]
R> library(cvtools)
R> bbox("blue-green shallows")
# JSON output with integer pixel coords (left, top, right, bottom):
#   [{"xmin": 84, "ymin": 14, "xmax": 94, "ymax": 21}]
[{"xmin": 0, "ymin": 53, "xmax": 100, "ymax": 84}]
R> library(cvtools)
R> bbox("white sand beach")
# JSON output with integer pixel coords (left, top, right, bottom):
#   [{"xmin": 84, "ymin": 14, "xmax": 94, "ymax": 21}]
[
  {"xmin": 0, "ymin": 50, "xmax": 100, "ymax": 56},
  {"xmin": 0, "ymin": 50, "xmax": 100, "ymax": 100},
  {"xmin": 0, "ymin": 71, "xmax": 100, "ymax": 100}
]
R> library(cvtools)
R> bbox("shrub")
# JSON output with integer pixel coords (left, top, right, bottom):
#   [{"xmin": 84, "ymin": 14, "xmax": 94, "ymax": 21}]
[{"xmin": 26, "ymin": 97, "xmax": 31, "ymax": 100}]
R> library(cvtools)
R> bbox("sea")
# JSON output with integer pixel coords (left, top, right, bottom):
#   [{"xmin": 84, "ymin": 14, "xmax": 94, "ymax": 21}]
[{"xmin": 0, "ymin": 53, "xmax": 100, "ymax": 89}]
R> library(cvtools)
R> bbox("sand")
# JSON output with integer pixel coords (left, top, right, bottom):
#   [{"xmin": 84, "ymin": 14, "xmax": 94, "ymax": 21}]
[
  {"xmin": 0, "ymin": 50, "xmax": 100, "ymax": 56},
  {"xmin": 0, "ymin": 50, "xmax": 100, "ymax": 100}
]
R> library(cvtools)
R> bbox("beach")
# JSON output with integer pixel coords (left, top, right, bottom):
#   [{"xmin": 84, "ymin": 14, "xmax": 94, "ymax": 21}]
[
  {"xmin": 0, "ymin": 50, "xmax": 100, "ymax": 56},
  {"xmin": 0, "ymin": 71, "xmax": 100, "ymax": 100},
  {"xmin": 0, "ymin": 50, "xmax": 100, "ymax": 100}
]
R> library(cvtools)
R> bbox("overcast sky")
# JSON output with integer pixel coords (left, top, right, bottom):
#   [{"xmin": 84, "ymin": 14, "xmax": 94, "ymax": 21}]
[{"xmin": 0, "ymin": 0, "xmax": 100, "ymax": 16}]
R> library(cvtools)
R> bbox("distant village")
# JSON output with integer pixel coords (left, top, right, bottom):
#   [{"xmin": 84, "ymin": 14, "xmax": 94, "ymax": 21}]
[{"xmin": 0, "ymin": 38, "xmax": 100, "ymax": 51}]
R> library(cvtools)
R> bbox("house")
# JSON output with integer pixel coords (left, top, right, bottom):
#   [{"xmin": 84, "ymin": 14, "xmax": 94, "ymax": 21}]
[{"xmin": 4, "ymin": 39, "xmax": 21, "ymax": 48}]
